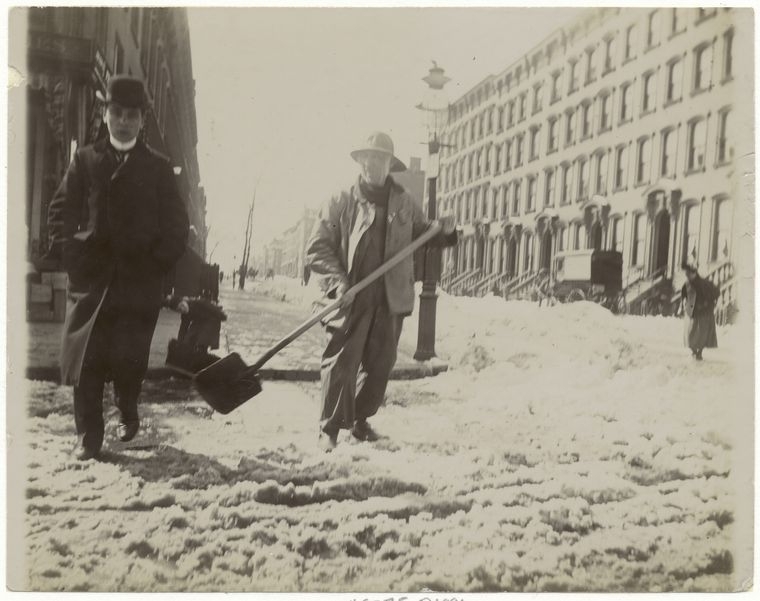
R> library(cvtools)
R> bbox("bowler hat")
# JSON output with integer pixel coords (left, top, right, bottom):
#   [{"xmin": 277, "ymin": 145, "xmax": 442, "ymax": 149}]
[
  {"xmin": 350, "ymin": 131, "xmax": 406, "ymax": 172},
  {"xmin": 98, "ymin": 75, "xmax": 149, "ymax": 110}
]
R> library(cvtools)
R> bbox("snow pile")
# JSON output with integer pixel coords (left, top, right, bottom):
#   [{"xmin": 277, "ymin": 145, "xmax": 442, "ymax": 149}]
[{"xmin": 19, "ymin": 284, "xmax": 751, "ymax": 593}]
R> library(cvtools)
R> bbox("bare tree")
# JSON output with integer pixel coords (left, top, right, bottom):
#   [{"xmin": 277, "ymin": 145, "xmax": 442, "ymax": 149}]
[{"xmin": 238, "ymin": 189, "xmax": 256, "ymax": 290}]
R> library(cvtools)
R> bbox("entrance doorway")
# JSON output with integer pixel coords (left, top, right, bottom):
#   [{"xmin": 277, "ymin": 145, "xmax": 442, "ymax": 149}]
[
  {"xmin": 507, "ymin": 238, "xmax": 517, "ymax": 276},
  {"xmin": 590, "ymin": 222, "xmax": 603, "ymax": 250},
  {"xmin": 540, "ymin": 232, "xmax": 552, "ymax": 271},
  {"xmin": 653, "ymin": 210, "xmax": 670, "ymax": 275}
]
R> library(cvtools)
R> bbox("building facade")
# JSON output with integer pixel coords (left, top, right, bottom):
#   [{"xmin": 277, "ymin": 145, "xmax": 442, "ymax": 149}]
[
  {"xmin": 23, "ymin": 6, "xmax": 207, "ymax": 264},
  {"xmin": 438, "ymin": 7, "xmax": 747, "ymax": 319}
]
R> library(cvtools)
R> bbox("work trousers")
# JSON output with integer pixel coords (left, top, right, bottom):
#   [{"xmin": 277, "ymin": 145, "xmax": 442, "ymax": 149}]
[
  {"xmin": 320, "ymin": 301, "xmax": 404, "ymax": 433},
  {"xmin": 74, "ymin": 297, "xmax": 159, "ymax": 450}
]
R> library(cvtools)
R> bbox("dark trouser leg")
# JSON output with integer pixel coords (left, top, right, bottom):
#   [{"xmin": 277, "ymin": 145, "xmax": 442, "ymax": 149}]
[
  {"xmin": 320, "ymin": 306, "xmax": 373, "ymax": 433},
  {"xmin": 355, "ymin": 305, "xmax": 404, "ymax": 422},
  {"xmin": 73, "ymin": 309, "xmax": 113, "ymax": 451},
  {"xmin": 110, "ymin": 310, "xmax": 159, "ymax": 420}
]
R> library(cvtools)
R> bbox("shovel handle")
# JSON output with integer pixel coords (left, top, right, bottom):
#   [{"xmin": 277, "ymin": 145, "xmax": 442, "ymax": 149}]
[{"xmin": 247, "ymin": 222, "xmax": 444, "ymax": 372}]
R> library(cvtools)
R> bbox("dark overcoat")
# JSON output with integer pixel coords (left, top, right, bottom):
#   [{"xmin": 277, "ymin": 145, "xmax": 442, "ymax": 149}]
[
  {"xmin": 681, "ymin": 276, "xmax": 719, "ymax": 350},
  {"xmin": 47, "ymin": 138, "xmax": 189, "ymax": 385}
]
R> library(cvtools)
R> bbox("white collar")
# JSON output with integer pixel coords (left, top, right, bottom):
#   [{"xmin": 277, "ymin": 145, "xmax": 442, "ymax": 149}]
[{"xmin": 109, "ymin": 135, "xmax": 137, "ymax": 152}]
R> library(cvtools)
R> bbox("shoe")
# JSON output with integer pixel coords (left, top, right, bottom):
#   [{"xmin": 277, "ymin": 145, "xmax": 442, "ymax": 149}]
[
  {"xmin": 117, "ymin": 418, "xmax": 140, "ymax": 442},
  {"xmin": 72, "ymin": 436, "xmax": 100, "ymax": 461},
  {"xmin": 695, "ymin": 349, "xmax": 703, "ymax": 361},
  {"xmin": 318, "ymin": 428, "xmax": 338, "ymax": 452},
  {"xmin": 351, "ymin": 419, "xmax": 380, "ymax": 442}
]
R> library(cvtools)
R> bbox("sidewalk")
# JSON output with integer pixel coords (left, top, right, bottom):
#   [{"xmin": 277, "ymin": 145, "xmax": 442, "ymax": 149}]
[{"xmin": 25, "ymin": 287, "xmax": 447, "ymax": 382}]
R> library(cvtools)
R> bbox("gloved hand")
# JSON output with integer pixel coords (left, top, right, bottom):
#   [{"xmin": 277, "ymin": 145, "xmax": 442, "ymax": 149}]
[
  {"xmin": 336, "ymin": 281, "xmax": 356, "ymax": 307},
  {"xmin": 438, "ymin": 214, "xmax": 457, "ymax": 235}
]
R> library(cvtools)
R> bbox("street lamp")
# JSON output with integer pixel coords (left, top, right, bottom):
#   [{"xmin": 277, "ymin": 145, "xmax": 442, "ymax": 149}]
[{"xmin": 414, "ymin": 61, "xmax": 451, "ymax": 361}]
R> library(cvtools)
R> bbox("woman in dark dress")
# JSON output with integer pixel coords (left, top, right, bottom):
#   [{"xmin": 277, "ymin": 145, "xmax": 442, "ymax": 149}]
[{"xmin": 680, "ymin": 263, "xmax": 719, "ymax": 360}]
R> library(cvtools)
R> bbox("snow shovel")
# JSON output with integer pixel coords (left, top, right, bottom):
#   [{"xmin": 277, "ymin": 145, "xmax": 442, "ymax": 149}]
[{"xmin": 193, "ymin": 221, "xmax": 445, "ymax": 414}]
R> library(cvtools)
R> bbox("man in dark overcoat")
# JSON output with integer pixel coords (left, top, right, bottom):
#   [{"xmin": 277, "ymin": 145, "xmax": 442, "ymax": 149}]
[
  {"xmin": 305, "ymin": 131, "xmax": 457, "ymax": 451},
  {"xmin": 46, "ymin": 76, "xmax": 189, "ymax": 459}
]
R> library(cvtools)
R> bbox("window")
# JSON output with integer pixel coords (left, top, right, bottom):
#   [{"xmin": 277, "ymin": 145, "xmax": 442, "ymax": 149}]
[
  {"xmin": 581, "ymin": 101, "xmax": 593, "ymax": 138},
  {"xmin": 545, "ymin": 169, "xmax": 555, "ymax": 206},
  {"xmin": 130, "ymin": 7, "xmax": 139, "ymax": 42},
  {"xmin": 642, "ymin": 71, "xmax": 656, "ymax": 113},
  {"xmin": 620, "ymin": 82, "xmax": 632, "ymax": 122},
  {"xmin": 636, "ymin": 138, "xmax": 650, "ymax": 184},
  {"xmin": 611, "ymin": 217, "xmax": 624, "ymax": 253},
  {"xmin": 723, "ymin": 28, "xmax": 734, "ymax": 80},
  {"xmin": 625, "ymin": 24, "xmax": 637, "ymax": 60},
  {"xmin": 533, "ymin": 83, "xmax": 543, "ymax": 114},
  {"xmin": 114, "ymin": 35, "xmax": 125, "ymax": 74},
  {"xmin": 694, "ymin": 43, "xmax": 713, "ymax": 91},
  {"xmin": 512, "ymin": 180, "xmax": 522, "ymax": 215},
  {"xmin": 561, "ymin": 163, "xmax": 572, "ymax": 204},
  {"xmin": 595, "ymin": 152, "xmax": 608, "ymax": 194},
  {"xmin": 565, "ymin": 108, "xmax": 576, "ymax": 145},
  {"xmin": 519, "ymin": 93, "xmax": 527, "ymax": 121},
  {"xmin": 515, "ymin": 134, "xmax": 524, "ymax": 166},
  {"xmin": 632, "ymin": 214, "xmax": 646, "ymax": 265},
  {"xmin": 478, "ymin": 114, "xmax": 484, "ymax": 138},
  {"xmin": 599, "ymin": 92, "xmax": 611, "ymax": 131},
  {"xmin": 573, "ymin": 223, "xmax": 586, "ymax": 250},
  {"xmin": 501, "ymin": 186, "xmax": 509, "ymax": 218},
  {"xmin": 666, "ymin": 59, "xmax": 683, "ymax": 102},
  {"xmin": 712, "ymin": 198, "xmax": 732, "ymax": 261},
  {"xmin": 523, "ymin": 232, "xmax": 534, "ymax": 272},
  {"xmin": 577, "ymin": 158, "xmax": 589, "ymax": 200},
  {"xmin": 716, "ymin": 108, "xmax": 733, "ymax": 164},
  {"xmin": 551, "ymin": 70, "xmax": 562, "ymax": 103},
  {"xmin": 498, "ymin": 107, "xmax": 504, "ymax": 131},
  {"xmin": 548, "ymin": 117, "xmax": 558, "ymax": 152},
  {"xmin": 488, "ymin": 109, "xmax": 494, "ymax": 134},
  {"xmin": 527, "ymin": 177, "xmax": 537, "ymax": 212},
  {"xmin": 615, "ymin": 145, "xmax": 628, "ymax": 189},
  {"xmin": 697, "ymin": 8, "xmax": 717, "ymax": 22},
  {"xmin": 687, "ymin": 119, "xmax": 706, "ymax": 171},
  {"xmin": 529, "ymin": 127, "xmax": 540, "ymax": 160},
  {"xmin": 683, "ymin": 204, "xmax": 700, "ymax": 263},
  {"xmin": 585, "ymin": 47, "xmax": 597, "ymax": 84},
  {"xmin": 671, "ymin": 8, "xmax": 685, "ymax": 35},
  {"xmin": 558, "ymin": 225, "xmax": 568, "ymax": 251},
  {"xmin": 661, "ymin": 129, "xmax": 676, "ymax": 177},
  {"xmin": 505, "ymin": 140, "xmax": 513, "ymax": 170},
  {"xmin": 494, "ymin": 144, "xmax": 502, "ymax": 174},
  {"xmin": 491, "ymin": 190, "xmax": 499, "ymax": 220},
  {"xmin": 568, "ymin": 59, "xmax": 579, "ymax": 93},
  {"xmin": 603, "ymin": 36, "xmax": 616, "ymax": 72},
  {"xmin": 647, "ymin": 10, "xmax": 660, "ymax": 48}
]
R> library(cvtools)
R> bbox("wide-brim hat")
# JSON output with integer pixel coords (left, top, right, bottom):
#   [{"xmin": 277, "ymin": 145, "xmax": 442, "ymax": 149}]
[
  {"xmin": 350, "ymin": 131, "xmax": 406, "ymax": 172},
  {"xmin": 96, "ymin": 75, "xmax": 149, "ymax": 110}
]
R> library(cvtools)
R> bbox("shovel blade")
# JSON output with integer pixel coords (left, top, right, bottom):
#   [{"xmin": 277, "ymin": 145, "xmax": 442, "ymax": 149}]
[{"xmin": 194, "ymin": 352, "xmax": 262, "ymax": 414}]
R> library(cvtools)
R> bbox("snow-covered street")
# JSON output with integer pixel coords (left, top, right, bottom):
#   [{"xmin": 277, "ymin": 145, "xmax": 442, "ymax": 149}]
[{"xmin": 17, "ymin": 281, "xmax": 753, "ymax": 592}]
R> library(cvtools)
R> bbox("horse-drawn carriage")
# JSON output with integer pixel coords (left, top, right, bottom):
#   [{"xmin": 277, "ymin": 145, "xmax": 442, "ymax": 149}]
[{"xmin": 549, "ymin": 249, "xmax": 626, "ymax": 314}]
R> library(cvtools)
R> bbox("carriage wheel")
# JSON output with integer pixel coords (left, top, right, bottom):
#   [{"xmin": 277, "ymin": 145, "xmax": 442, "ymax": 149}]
[{"xmin": 567, "ymin": 288, "xmax": 586, "ymax": 303}]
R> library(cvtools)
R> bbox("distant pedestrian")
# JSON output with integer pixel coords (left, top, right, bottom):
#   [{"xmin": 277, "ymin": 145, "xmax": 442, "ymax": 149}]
[
  {"xmin": 46, "ymin": 76, "xmax": 189, "ymax": 460},
  {"xmin": 680, "ymin": 262, "xmax": 719, "ymax": 361},
  {"xmin": 232, "ymin": 268, "xmax": 237, "ymax": 288},
  {"xmin": 302, "ymin": 264, "xmax": 311, "ymax": 286},
  {"xmin": 305, "ymin": 131, "xmax": 457, "ymax": 452}
]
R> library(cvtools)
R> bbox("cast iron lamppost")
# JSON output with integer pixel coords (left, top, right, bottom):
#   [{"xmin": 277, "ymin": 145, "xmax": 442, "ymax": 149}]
[{"xmin": 414, "ymin": 62, "xmax": 451, "ymax": 361}]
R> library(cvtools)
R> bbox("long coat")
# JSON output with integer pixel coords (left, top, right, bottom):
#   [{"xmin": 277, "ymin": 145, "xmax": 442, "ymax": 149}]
[
  {"xmin": 47, "ymin": 138, "xmax": 189, "ymax": 385},
  {"xmin": 681, "ymin": 275, "xmax": 719, "ymax": 349},
  {"xmin": 305, "ymin": 176, "xmax": 457, "ymax": 316}
]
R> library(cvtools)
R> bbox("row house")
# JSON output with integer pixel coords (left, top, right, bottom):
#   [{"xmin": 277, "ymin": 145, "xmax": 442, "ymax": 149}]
[{"xmin": 438, "ymin": 7, "xmax": 746, "ymax": 319}]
